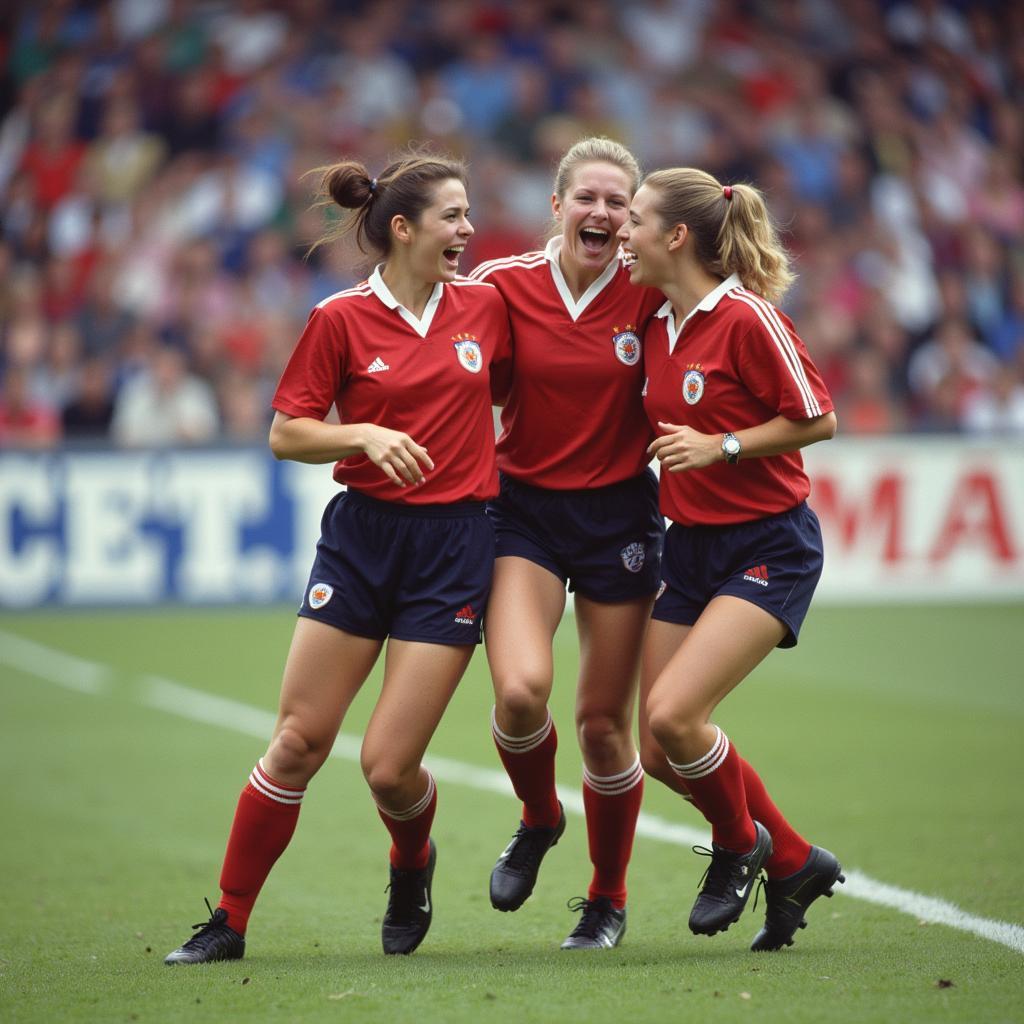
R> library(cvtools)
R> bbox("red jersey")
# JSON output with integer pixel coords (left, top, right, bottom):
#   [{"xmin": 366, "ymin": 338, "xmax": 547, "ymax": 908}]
[
  {"xmin": 470, "ymin": 239, "xmax": 663, "ymax": 489},
  {"xmin": 272, "ymin": 267, "xmax": 512, "ymax": 504},
  {"xmin": 643, "ymin": 274, "xmax": 833, "ymax": 525}
]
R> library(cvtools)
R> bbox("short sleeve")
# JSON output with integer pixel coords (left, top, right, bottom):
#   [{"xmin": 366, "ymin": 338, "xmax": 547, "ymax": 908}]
[
  {"xmin": 272, "ymin": 307, "xmax": 348, "ymax": 420},
  {"xmin": 735, "ymin": 305, "xmax": 833, "ymax": 420}
]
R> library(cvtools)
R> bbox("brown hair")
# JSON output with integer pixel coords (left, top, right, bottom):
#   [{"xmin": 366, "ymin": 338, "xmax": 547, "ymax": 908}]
[
  {"xmin": 553, "ymin": 136, "xmax": 642, "ymax": 200},
  {"xmin": 308, "ymin": 149, "xmax": 468, "ymax": 258},
  {"xmin": 642, "ymin": 168, "xmax": 795, "ymax": 302}
]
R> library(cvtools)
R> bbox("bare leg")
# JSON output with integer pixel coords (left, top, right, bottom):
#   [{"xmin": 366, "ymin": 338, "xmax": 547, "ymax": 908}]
[
  {"xmin": 645, "ymin": 596, "xmax": 785, "ymax": 766},
  {"xmin": 361, "ymin": 638, "xmax": 474, "ymax": 813},
  {"xmin": 487, "ymin": 556, "xmax": 567, "ymax": 736},
  {"xmin": 261, "ymin": 617, "xmax": 384, "ymax": 786}
]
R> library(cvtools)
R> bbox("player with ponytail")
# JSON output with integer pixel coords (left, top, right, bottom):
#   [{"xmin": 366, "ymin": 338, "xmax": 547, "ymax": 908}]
[
  {"xmin": 165, "ymin": 150, "xmax": 510, "ymax": 961},
  {"xmin": 619, "ymin": 167, "xmax": 843, "ymax": 951}
]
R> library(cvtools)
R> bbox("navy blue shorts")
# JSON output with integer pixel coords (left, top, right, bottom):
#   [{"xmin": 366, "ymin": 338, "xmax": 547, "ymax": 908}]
[
  {"xmin": 298, "ymin": 489, "xmax": 494, "ymax": 645},
  {"xmin": 652, "ymin": 502, "xmax": 823, "ymax": 648},
  {"xmin": 487, "ymin": 470, "xmax": 664, "ymax": 603}
]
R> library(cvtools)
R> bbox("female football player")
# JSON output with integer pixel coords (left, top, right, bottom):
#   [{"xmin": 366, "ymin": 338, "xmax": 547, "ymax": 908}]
[
  {"xmin": 619, "ymin": 167, "xmax": 843, "ymax": 952},
  {"xmin": 470, "ymin": 137, "xmax": 663, "ymax": 949},
  {"xmin": 165, "ymin": 151, "xmax": 510, "ymax": 962}
]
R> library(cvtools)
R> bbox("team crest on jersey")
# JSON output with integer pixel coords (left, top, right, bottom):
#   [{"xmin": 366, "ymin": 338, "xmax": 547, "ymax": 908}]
[
  {"xmin": 682, "ymin": 363, "xmax": 706, "ymax": 405},
  {"xmin": 453, "ymin": 333, "xmax": 483, "ymax": 374},
  {"xmin": 620, "ymin": 542, "xmax": 646, "ymax": 574},
  {"xmin": 612, "ymin": 324, "xmax": 641, "ymax": 366},
  {"xmin": 308, "ymin": 583, "xmax": 333, "ymax": 609}
]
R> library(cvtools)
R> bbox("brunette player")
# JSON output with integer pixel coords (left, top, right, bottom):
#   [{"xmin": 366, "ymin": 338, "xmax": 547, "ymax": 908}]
[
  {"xmin": 618, "ymin": 168, "xmax": 844, "ymax": 951},
  {"xmin": 164, "ymin": 153, "xmax": 510, "ymax": 962},
  {"xmin": 469, "ymin": 138, "xmax": 663, "ymax": 950}
]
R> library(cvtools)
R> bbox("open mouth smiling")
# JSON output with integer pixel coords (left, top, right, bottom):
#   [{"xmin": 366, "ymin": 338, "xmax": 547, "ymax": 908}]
[
  {"xmin": 442, "ymin": 244, "xmax": 465, "ymax": 265},
  {"xmin": 579, "ymin": 227, "xmax": 611, "ymax": 253}
]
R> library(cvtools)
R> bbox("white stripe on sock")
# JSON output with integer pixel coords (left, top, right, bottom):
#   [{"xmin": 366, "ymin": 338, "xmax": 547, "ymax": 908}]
[
  {"xmin": 249, "ymin": 760, "xmax": 305, "ymax": 804},
  {"xmin": 377, "ymin": 772, "xmax": 436, "ymax": 822},
  {"xmin": 583, "ymin": 755, "xmax": 643, "ymax": 796},
  {"xmin": 668, "ymin": 727, "xmax": 730, "ymax": 780},
  {"xmin": 491, "ymin": 706, "xmax": 553, "ymax": 753},
  {"xmin": 668, "ymin": 726, "xmax": 723, "ymax": 774}
]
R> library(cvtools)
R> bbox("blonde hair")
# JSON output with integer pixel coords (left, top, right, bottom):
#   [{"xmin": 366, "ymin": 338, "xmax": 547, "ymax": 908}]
[
  {"xmin": 643, "ymin": 167, "xmax": 795, "ymax": 303},
  {"xmin": 307, "ymin": 148, "xmax": 467, "ymax": 258},
  {"xmin": 553, "ymin": 136, "xmax": 642, "ymax": 200}
]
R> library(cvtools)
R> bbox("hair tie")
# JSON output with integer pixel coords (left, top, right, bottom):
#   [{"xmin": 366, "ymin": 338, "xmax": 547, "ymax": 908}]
[
  {"xmin": 369, "ymin": 178, "xmax": 378, "ymax": 195},
  {"xmin": 723, "ymin": 185, "xmax": 733, "ymax": 201}
]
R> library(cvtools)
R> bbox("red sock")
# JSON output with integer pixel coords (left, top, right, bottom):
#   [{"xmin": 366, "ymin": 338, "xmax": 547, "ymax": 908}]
[
  {"xmin": 217, "ymin": 760, "xmax": 305, "ymax": 934},
  {"xmin": 582, "ymin": 757, "xmax": 644, "ymax": 908},
  {"xmin": 376, "ymin": 772, "xmax": 436, "ymax": 870},
  {"xmin": 740, "ymin": 757, "xmax": 811, "ymax": 878},
  {"xmin": 668, "ymin": 727, "xmax": 755, "ymax": 852},
  {"xmin": 492, "ymin": 708, "xmax": 561, "ymax": 828}
]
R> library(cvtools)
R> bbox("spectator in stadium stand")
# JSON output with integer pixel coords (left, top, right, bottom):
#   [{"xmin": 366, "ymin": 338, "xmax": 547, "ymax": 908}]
[
  {"xmin": 61, "ymin": 354, "xmax": 115, "ymax": 440},
  {"xmin": 0, "ymin": 364, "xmax": 60, "ymax": 448},
  {"xmin": 468, "ymin": 138, "xmax": 664, "ymax": 950},
  {"xmin": 16, "ymin": 91, "xmax": 85, "ymax": 212},
  {"xmin": 617, "ymin": 167, "xmax": 843, "ymax": 952},
  {"xmin": 164, "ymin": 151, "xmax": 511, "ymax": 964},
  {"xmin": 110, "ymin": 343, "xmax": 220, "ymax": 447}
]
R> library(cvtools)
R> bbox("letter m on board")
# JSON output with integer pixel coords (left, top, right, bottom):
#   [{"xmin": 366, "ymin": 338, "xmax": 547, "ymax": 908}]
[{"xmin": 812, "ymin": 473, "xmax": 904, "ymax": 564}]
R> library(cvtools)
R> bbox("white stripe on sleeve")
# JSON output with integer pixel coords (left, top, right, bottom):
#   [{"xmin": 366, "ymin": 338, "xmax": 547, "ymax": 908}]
[{"xmin": 728, "ymin": 291, "xmax": 821, "ymax": 417}]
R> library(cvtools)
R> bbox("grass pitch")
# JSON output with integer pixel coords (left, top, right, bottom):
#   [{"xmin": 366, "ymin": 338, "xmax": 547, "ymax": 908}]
[{"xmin": 1, "ymin": 604, "xmax": 1022, "ymax": 1023}]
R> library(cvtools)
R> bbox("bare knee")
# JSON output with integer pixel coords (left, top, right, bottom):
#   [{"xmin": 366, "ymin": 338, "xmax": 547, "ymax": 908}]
[
  {"xmin": 577, "ymin": 710, "xmax": 631, "ymax": 766},
  {"xmin": 646, "ymin": 697, "xmax": 705, "ymax": 753},
  {"xmin": 493, "ymin": 668, "xmax": 551, "ymax": 731},
  {"xmin": 639, "ymin": 742, "xmax": 678, "ymax": 788},
  {"xmin": 361, "ymin": 756, "xmax": 420, "ymax": 808},
  {"xmin": 265, "ymin": 725, "xmax": 330, "ymax": 784}
]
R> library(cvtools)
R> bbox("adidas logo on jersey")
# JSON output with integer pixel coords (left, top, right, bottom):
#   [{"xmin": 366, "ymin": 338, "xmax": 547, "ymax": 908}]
[
  {"xmin": 743, "ymin": 565, "xmax": 769, "ymax": 587},
  {"xmin": 454, "ymin": 604, "xmax": 476, "ymax": 625},
  {"xmin": 367, "ymin": 357, "xmax": 390, "ymax": 373}
]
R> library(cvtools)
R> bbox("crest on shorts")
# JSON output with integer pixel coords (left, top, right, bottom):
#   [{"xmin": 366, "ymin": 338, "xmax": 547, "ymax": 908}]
[
  {"xmin": 620, "ymin": 542, "xmax": 646, "ymax": 573},
  {"xmin": 308, "ymin": 582, "xmax": 333, "ymax": 609},
  {"xmin": 612, "ymin": 324, "xmax": 641, "ymax": 366},
  {"xmin": 683, "ymin": 363, "xmax": 705, "ymax": 405},
  {"xmin": 453, "ymin": 333, "xmax": 483, "ymax": 374}
]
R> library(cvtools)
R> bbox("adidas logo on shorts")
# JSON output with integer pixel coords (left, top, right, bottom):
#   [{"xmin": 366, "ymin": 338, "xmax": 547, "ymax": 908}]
[
  {"xmin": 454, "ymin": 604, "xmax": 476, "ymax": 625},
  {"xmin": 743, "ymin": 565, "xmax": 769, "ymax": 587}
]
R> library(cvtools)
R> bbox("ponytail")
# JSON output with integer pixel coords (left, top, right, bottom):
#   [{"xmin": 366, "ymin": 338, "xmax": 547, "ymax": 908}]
[
  {"xmin": 643, "ymin": 168, "xmax": 795, "ymax": 302},
  {"xmin": 307, "ymin": 149, "xmax": 467, "ymax": 259}
]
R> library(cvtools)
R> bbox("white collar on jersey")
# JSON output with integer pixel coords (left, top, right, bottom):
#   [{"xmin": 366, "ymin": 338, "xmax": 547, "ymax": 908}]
[
  {"xmin": 368, "ymin": 264, "xmax": 444, "ymax": 339},
  {"xmin": 656, "ymin": 272, "xmax": 742, "ymax": 355},
  {"xmin": 544, "ymin": 236, "xmax": 621, "ymax": 323}
]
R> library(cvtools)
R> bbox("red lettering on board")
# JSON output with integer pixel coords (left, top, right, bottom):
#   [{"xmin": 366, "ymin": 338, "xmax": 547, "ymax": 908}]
[
  {"xmin": 928, "ymin": 471, "xmax": 1017, "ymax": 564},
  {"xmin": 811, "ymin": 473, "xmax": 905, "ymax": 564}
]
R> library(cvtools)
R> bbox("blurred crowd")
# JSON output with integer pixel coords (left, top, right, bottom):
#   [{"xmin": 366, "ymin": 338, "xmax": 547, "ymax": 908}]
[{"xmin": 2, "ymin": 0, "xmax": 1023, "ymax": 449}]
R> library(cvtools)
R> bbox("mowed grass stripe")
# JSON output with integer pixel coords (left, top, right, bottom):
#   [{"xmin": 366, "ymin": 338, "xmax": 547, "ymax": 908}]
[{"xmin": 3, "ymin": 627, "xmax": 1022, "ymax": 956}]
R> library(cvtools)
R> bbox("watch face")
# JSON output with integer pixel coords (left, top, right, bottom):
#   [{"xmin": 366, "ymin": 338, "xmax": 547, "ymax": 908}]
[{"xmin": 724, "ymin": 437, "xmax": 741, "ymax": 455}]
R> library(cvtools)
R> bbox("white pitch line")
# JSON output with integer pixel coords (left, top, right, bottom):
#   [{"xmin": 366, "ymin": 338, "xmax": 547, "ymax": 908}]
[
  {"xmin": 5, "ymin": 635, "xmax": 1024, "ymax": 955},
  {"xmin": 0, "ymin": 628, "xmax": 113, "ymax": 694}
]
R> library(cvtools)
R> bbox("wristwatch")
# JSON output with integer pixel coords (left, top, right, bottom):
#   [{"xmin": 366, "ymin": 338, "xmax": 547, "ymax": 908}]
[{"xmin": 722, "ymin": 432, "xmax": 741, "ymax": 464}]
